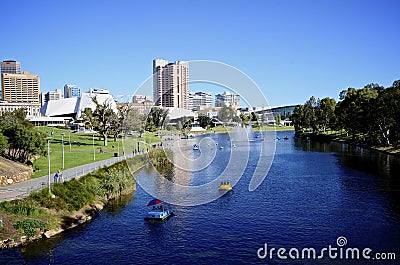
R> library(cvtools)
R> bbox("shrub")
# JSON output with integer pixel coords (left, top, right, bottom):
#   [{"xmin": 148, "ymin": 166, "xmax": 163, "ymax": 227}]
[
  {"xmin": 14, "ymin": 219, "xmax": 47, "ymax": 238},
  {"xmin": 0, "ymin": 200, "xmax": 46, "ymax": 217},
  {"xmin": 26, "ymin": 155, "xmax": 144, "ymax": 212}
]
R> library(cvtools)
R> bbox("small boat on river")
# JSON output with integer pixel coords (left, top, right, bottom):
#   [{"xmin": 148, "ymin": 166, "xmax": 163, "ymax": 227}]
[
  {"xmin": 144, "ymin": 199, "xmax": 174, "ymax": 221},
  {"xmin": 219, "ymin": 181, "xmax": 233, "ymax": 191}
]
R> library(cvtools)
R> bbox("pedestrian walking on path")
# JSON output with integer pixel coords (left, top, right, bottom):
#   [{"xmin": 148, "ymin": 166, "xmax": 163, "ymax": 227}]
[{"xmin": 53, "ymin": 170, "xmax": 61, "ymax": 183}]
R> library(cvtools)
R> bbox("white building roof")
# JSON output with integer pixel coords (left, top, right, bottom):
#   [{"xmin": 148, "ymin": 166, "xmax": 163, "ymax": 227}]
[
  {"xmin": 40, "ymin": 91, "xmax": 118, "ymax": 119},
  {"xmin": 77, "ymin": 92, "xmax": 118, "ymax": 118},
  {"xmin": 165, "ymin": 107, "xmax": 195, "ymax": 120},
  {"xmin": 41, "ymin": 97, "xmax": 79, "ymax": 117}
]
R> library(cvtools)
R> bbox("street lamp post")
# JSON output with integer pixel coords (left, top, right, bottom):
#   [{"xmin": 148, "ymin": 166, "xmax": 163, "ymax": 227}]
[
  {"xmin": 61, "ymin": 133, "xmax": 65, "ymax": 169},
  {"xmin": 93, "ymin": 133, "xmax": 96, "ymax": 161},
  {"xmin": 45, "ymin": 137, "xmax": 52, "ymax": 194},
  {"xmin": 117, "ymin": 137, "xmax": 120, "ymax": 156},
  {"xmin": 69, "ymin": 131, "xmax": 71, "ymax": 150}
]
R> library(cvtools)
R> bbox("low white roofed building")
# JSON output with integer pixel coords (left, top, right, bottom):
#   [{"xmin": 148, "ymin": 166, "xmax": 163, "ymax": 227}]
[
  {"xmin": 165, "ymin": 107, "xmax": 195, "ymax": 121},
  {"xmin": 40, "ymin": 89, "xmax": 118, "ymax": 120},
  {"xmin": 77, "ymin": 90, "xmax": 118, "ymax": 118},
  {"xmin": 40, "ymin": 97, "xmax": 79, "ymax": 118}
]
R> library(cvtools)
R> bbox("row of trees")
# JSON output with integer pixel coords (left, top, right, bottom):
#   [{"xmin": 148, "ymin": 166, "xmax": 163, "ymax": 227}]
[
  {"xmin": 0, "ymin": 109, "xmax": 47, "ymax": 163},
  {"xmin": 292, "ymin": 80, "xmax": 400, "ymax": 147},
  {"xmin": 80, "ymin": 97, "xmax": 243, "ymax": 145},
  {"xmin": 81, "ymin": 98, "xmax": 171, "ymax": 145}
]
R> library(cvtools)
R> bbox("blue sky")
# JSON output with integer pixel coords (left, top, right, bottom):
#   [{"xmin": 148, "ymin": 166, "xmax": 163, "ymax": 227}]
[{"xmin": 2, "ymin": 0, "xmax": 399, "ymax": 106}]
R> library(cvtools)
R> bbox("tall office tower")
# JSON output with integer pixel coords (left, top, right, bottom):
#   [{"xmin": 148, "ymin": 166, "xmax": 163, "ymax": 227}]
[
  {"xmin": 1, "ymin": 71, "xmax": 40, "ymax": 104},
  {"xmin": 188, "ymin": 91, "xmax": 212, "ymax": 111},
  {"xmin": 64, "ymin": 84, "xmax": 81, "ymax": 98},
  {"xmin": 1, "ymin": 60, "xmax": 21, "ymax": 74},
  {"xmin": 215, "ymin": 91, "xmax": 240, "ymax": 108},
  {"xmin": 1, "ymin": 60, "xmax": 22, "ymax": 100},
  {"xmin": 153, "ymin": 59, "xmax": 189, "ymax": 109}
]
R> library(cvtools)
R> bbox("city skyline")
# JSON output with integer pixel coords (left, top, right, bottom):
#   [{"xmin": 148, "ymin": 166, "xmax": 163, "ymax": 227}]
[{"xmin": 1, "ymin": 0, "xmax": 399, "ymax": 107}]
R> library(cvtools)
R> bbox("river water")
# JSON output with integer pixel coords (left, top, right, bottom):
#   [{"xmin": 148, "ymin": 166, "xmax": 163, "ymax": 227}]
[{"xmin": 1, "ymin": 131, "xmax": 399, "ymax": 264}]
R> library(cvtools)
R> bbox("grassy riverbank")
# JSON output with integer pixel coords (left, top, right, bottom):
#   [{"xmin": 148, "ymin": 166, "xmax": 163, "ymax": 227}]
[
  {"xmin": 0, "ymin": 154, "xmax": 147, "ymax": 248},
  {"xmin": 31, "ymin": 127, "xmax": 161, "ymax": 178},
  {"xmin": 296, "ymin": 131, "xmax": 400, "ymax": 156}
]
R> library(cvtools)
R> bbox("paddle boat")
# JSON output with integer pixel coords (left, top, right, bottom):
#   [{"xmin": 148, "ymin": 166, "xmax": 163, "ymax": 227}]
[
  {"xmin": 219, "ymin": 181, "xmax": 233, "ymax": 191},
  {"xmin": 144, "ymin": 199, "xmax": 174, "ymax": 221},
  {"xmin": 193, "ymin": 144, "xmax": 199, "ymax": 150}
]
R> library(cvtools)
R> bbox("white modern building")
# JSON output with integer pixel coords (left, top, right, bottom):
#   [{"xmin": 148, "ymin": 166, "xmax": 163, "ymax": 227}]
[
  {"xmin": 215, "ymin": 91, "xmax": 240, "ymax": 108},
  {"xmin": 41, "ymin": 88, "xmax": 64, "ymax": 106},
  {"xmin": 64, "ymin": 84, "xmax": 81, "ymax": 98},
  {"xmin": 77, "ymin": 88, "xmax": 117, "ymax": 118},
  {"xmin": 40, "ymin": 88, "xmax": 117, "ymax": 119},
  {"xmin": 188, "ymin": 91, "xmax": 212, "ymax": 111},
  {"xmin": 0, "ymin": 101, "xmax": 41, "ymax": 117},
  {"xmin": 153, "ymin": 59, "xmax": 189, "ymax": 109},
  {"xmin": 132, "ymin": 94, "xmax": 152, "ymax": 103}
]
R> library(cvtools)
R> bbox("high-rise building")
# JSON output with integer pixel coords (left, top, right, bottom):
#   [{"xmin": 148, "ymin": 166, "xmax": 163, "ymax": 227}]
[
  {"xmin": 64, "ymin": 84, "xmax": 81, "ymax": 98},
  {"xmin": 1, "ymin": 71, "xmax": 40, "ymax": 104},
  {"xmin": 1, "ymin": 60, "xmax": 21, "ymax": 74},
  {"xmin": 153, "ymin": 59, "xmax": 189, "ymax": 109},
  {"xmin": 40, "ymin": 88, "xmax": 64, "ymax": 106},
  {"xmin": 215, "ymin": 91, "xmax": 240, "ymax": 108},
  {"xmin": 188, "ymin": 91, "xmax": 212, "ymax": 111},
  {"xmin": 1, "ymin": 60, "xmax": 22, "ymax": 100}
]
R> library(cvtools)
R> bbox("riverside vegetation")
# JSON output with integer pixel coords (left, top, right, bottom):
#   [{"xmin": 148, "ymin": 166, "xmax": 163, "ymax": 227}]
[
  {"xmin": 292, "ymin": 80, "xmax": 400, "ymax": 154},
  {"xmin": 0, "ymin": 148, "xmax": 173, "ymax": 248},
  {"xmin": 0, "ymin": 155, "xmax": 147, "ymax": 248}
]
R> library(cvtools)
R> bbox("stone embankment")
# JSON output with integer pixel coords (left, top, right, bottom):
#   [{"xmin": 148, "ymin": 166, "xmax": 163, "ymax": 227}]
[{"xmin": 0, "ymin": 157, "xmax": 32, "ymax": 187}]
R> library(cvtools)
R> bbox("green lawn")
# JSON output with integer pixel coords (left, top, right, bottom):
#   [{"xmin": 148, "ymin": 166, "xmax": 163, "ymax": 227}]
[
  {"xmin": 203, "ymin": 125, "xmax": 294, "ymax": 133},
  {"xmin": 257, "ymin": 125, "xmax": 295, "ymax": 131},
  {"xmin": 32, "ymin": 127, "xmax": 161, "ymax": 178}
]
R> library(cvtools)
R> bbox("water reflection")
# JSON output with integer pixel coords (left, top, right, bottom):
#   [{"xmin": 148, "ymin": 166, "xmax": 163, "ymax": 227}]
[{"xmin": 294, "ymin": 135, "xmax": 400, "ymax": 213}]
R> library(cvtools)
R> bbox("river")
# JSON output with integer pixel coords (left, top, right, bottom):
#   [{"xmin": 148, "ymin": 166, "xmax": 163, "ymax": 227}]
[{"xmin": 1, "ymin": 131, "xmax": 399, "ymax": 264}]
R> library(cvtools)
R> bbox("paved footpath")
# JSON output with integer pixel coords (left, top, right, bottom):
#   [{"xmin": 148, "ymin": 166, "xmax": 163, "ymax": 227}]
[{"xmin": 0, "ymin": 152, "xmax": 145, "ymax": 202}]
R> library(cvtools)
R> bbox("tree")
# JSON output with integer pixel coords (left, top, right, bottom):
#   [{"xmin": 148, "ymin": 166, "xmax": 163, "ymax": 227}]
[
  {"xmin": 177, "ymin": 120, "xmax": 183, "ymax": 131},
  {"xmin": 198, "ymin": 115, "xmax": 213, "ymax": 129},
  {"xmin": 124, "ymin": 108, "xmax": 146, "ymax": 137},
  {"xmin": 0, "ymin": 110, "xmax": 46, "ymax": 163},
  {"xmin": 335, "ymin": 86, "xmax": 379, "ymax": 139},
  {"xmin": 316, "ymin": 97, "xmax": 336, "ymax": 132},
  {"xmin": 0, "ymin": 133, "xmax": 8, "ymax": 154},
  {"xmin": 182, "ymin": 116, "xmax": 193, "ymax": 130},
  {"xmin": 369, "ymin": 83, "xmax": 400, "ymax": 146},
  {"xmin": 81, "ymin": 107, "xmax": 95, "ymax": 129},
  {"xmin": 251, "ymin": 112, "xmax": 258, "ymax": 123},
  {"xmin": 145, "ymin": 107, "xmax": 169, "ymax": 132},
  {"xmin": 261, "ymin": 108, "xmax": 266, "ymax": 126},
  {"xmin": 239, "ymin": 113, "xmax": 249, "ymax": 126},
  {"xmin": 292, "ymin": 104, "xmax": 305, "ymax": 132},
  {"xmin": 275, "ymin": 113, "xmax": 281, "ymax": 126},
  {"xmin": 303, "ymin": 96, "xmax": 317, "ymax": 132},
  {"xmin": 91, "ymin": 97, "xmax": 117, "ymax": 146},
  {"xmin": 110, "ymin": 105, "xmax": 126, "ymax": 142},
  {"xmin": 218, "ymin": 105, "xmax": 235, "ymax": 123}
]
